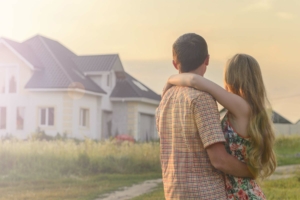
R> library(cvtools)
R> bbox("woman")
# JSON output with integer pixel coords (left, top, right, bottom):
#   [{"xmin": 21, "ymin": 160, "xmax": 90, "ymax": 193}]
[{"xmin": 163, "ymin": 54, "xmax": 277, "ymax": 199}]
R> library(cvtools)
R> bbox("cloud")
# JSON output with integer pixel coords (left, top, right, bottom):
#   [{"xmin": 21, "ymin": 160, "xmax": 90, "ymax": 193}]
[
  {"xmin": 276, "ymin": 12, "xmax": 294, "ymax": 20},
  {"xmin": 245, "ymin": 0, "xmax": 273, "ymax": 11}
]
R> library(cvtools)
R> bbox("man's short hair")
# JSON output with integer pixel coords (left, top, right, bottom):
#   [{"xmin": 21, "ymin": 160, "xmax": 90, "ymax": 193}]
[{"xmin": 173, "ymin": 33, "xmax": 208, "ymax": 72}]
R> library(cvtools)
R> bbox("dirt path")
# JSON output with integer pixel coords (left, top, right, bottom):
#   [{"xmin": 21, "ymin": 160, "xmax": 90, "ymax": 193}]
[
  {"xmin": 95, "ymin": 164, "xmax": 300, "ymax": 200},
  {"xmin": 95, "ymin": 179, "xmax": 162, "ymax": 200},
  {"xmin": 267, "ymin": 164, "xmax": 300, "ymax": 180}
]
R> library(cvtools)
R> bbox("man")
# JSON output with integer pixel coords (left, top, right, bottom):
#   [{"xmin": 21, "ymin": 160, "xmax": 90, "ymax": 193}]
[{"xmin": 156, "ymin": 33, "xmax": 253, "ymax": 199}]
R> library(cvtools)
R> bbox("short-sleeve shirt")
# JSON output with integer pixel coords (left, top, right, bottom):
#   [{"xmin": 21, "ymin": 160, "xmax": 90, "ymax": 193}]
[{"xmin": 156, "ymin": 86, "xmax": 227, "ymax": 199}]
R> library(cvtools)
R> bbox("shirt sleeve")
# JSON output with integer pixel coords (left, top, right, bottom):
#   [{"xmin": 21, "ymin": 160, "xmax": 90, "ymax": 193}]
[{"xmin": 192, "ymin": 92, "xmax": 226, "ymax": 148}]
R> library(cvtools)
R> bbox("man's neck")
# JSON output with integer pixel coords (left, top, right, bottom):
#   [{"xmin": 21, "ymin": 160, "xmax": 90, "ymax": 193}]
[{"xmin": 180, "ymin": 66, "xmax": 204, "ymax": 76}]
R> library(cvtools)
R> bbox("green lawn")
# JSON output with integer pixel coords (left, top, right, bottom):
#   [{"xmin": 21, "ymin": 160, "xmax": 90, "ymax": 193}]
[
  {"xmin": 0, "ymin": 173, "xmax": 161, "ymax": 200},
  {"xmin": 275, "ymin": 136, "xmax": 300, "ymax": 166}
]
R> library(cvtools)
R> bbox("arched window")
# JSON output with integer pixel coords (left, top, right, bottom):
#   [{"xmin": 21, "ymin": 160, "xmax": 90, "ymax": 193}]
[
  {"xmin": 9, "ymin": 75, "xmax": 17, "ymax": 93},
  {"xmin": 0, "ymin": 67, "xmax": 18, "ymax": 94}
]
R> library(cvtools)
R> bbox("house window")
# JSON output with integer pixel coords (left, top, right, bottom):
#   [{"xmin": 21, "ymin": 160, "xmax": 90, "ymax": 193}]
[
  {"xmin": 17, "ymin": 107, "xmax": 25, "ymax": 130},
  {"xmin": 79, "ymin": 108, "xmax": 89, "ymax": 127},
  {"xmin": 0, "ymin": 67, "xmax": 18, "ymax": 94},
  {"xmin": 39, "ymin": 107, "xmax": 55, "ymax": 126},
  {"xmin": 0, "ymin": 107, "xmax": 7, "ymax": 129}
]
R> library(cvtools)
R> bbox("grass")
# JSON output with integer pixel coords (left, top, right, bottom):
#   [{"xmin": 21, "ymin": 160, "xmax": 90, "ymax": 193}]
[
  {"xmin": 274, "ymin": 135, "xmax": 300, "ymax": 166},
  {"xmin": 262, "ymin": 175, "xmax": 300, "ymax": 200},
  {"xmin": 0, "ymin": 135, "xmax": 299, "ymax": 199},
  {"xmin": 0, "ymin": 173, "xmax": 161, "ymax": 200},
  {"xmin": 0, "ymin": 139, "xmax": 161, "ymax": 199}
]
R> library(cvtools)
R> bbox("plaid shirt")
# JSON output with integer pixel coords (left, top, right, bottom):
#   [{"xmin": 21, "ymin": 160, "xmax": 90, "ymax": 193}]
[{"xmin": 156, "ymin": 86, "xmax": 227, "ymax": 200}]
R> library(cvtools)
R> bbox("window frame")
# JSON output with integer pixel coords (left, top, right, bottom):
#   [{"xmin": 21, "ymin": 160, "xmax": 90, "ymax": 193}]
[
  {"xmin": 79, "ymin": 108, "xmax": 90, "ymax": 128},
  {"xmin": 39, "ymin": 107, "xmax": 55, "ymax": 127}
]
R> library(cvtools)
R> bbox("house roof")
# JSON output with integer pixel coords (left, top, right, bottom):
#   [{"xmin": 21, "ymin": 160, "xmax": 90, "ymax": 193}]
[
  {"xmin": 110, "ymin": 72, "xmax": 161, "ymax": 102},
  {"xmin": 2, "ymin": 35, "xmax": 161, "ymax": 101},
  {"xmin": 72, "ymin": 54, "xmax": 118, "ymax": 73},
  {"xmin": 19, "ymin": 35, "xmax": 106, "ymax": 94},
  {"xmin": 272, "ymin": 111, "xmax": 292, "ymax": 124}
]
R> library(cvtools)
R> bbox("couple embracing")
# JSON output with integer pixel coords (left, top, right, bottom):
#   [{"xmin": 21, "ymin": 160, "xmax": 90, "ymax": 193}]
[{"xmin": 156, "ymin": 33, "xmax": 277, "ymax": 200}]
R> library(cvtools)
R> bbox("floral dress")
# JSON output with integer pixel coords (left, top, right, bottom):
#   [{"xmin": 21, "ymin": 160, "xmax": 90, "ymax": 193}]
[{"xmin": 221, "ymin": 113, "xmax": 266, "ymax": 200}]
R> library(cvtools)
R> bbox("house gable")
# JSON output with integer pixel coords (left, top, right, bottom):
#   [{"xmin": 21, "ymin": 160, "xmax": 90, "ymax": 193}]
[
  {"xmin": 0, "ymin": 38, "xmax": 42, "ymax": 70},
  {"xmin": 111, "ymin": 56, "xmax": 124, "ymax": 72},
  {"xmin": 0, "ymin": 42, "xmax": 34, "ymax": 94}
]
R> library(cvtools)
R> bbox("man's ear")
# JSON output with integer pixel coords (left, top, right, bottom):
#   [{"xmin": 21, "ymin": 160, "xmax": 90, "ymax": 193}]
[
  {"xmin": 173, "ymin": 60, "xmax": 179, "ymax": 70},
  {"xmin": 204, "ymin": 55, "xmax": 210, "ymax": 65}
]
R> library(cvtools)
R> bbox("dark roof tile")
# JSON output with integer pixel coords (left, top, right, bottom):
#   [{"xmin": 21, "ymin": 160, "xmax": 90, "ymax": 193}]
[
  {"xmin": 23, "ymin": 35, "xmax": 106, "ymax": 94},
  {"xmin": 73, "ymin": 55, "xmax": 118, "ymax": 72},
  {"xmin": 272, "ymin": 111, "xmax": 292, "ymax": 124},
  {"xmin": 110, "ymin": 72, "xmax": 161, "ymax": 101}
]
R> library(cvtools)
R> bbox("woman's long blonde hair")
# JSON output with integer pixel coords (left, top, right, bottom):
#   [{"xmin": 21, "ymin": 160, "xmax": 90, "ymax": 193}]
[{"xmin": 224, "ymin": 54, "xmax": 277, "ymax": 179}]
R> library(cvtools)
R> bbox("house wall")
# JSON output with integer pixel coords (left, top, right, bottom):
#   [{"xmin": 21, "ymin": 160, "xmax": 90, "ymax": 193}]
[
  {"xmin": 126, "ymin": 101, "xmax": 159, "ymax": 140},
  {"xmin": 274, "ymin": 123, "xmax": 300, "ymax": 136},
  {"xmin": 127, "ymin": 102, "xmax": 138, "ymax": 137},
  {"xmin": 70, "ymin": 93, "xmax": 102, "ymax": 140},
  {"xmin": 0, "ymin": 91, "xmax": 64, "ymax": 139},
  {"xmin": 0, "ymin": 90, "xmax": 102, "ymax": 140},
  {"xmin": 111, "ymin": 101, "xmax": 128, "ymax": 136},
  {"xmin": 89, "ymin": 71, "xmax": 116, "ymax": 111}
]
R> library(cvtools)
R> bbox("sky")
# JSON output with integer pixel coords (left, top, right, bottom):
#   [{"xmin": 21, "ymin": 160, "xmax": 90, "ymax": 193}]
[{"xmin": 1, "ymin": 0, "xmax": 300, "ymax": 122}]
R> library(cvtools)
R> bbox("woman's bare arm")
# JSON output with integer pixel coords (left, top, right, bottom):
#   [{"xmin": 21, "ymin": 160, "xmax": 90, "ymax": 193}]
[
  {"xmin": 168, "ymin": 73, "xmax": 250, "ymax": 118},
  {"xmin": 161, "ymin": 82, "xmax": 173, "ymax": 97}
]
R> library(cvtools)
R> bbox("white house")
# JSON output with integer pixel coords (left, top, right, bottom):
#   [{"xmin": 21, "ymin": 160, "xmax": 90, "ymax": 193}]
[{"xmin": 0, "ymin": 35, "xmax": 161, "ymax": 141}]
